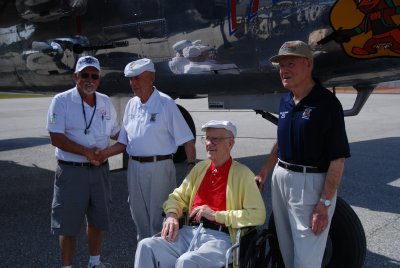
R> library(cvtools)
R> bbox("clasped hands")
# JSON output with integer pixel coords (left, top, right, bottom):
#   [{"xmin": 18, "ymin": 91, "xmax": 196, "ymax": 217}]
[{"xmin": 85, "ymin": 147, "xmax": 108, "ymax": 166}]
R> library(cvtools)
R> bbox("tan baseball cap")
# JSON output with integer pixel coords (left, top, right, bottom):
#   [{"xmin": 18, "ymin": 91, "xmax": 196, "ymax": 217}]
[{"xmin": 270, "ymin": 40, "xmax": 313, "ymax": 63}]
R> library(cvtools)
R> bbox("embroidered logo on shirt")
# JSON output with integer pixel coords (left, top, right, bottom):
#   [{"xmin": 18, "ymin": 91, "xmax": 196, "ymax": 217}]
[
  {"xmin": 280, "ymin": 111, "xmax": 289, "ymax": 119},
  {"xmin": 302, "ymin": 107, "xmax": 313, "ymax": 120},
  {"xmin": 150, "ymin": 113, "xmax": 157, "ymax": 122},
  {"xmin": 49, "ymin": 113, "xmax": 57, "ymax": 124}
]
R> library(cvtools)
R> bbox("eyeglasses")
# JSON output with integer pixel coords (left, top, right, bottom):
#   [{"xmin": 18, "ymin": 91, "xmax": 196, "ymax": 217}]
[
  {"xmin": 79, "ymin": 72, "xmax": 100, "ymax": 80},
  {"xmin": 201, "ymin": 136, "xmax": 232, "ymax": 145}
]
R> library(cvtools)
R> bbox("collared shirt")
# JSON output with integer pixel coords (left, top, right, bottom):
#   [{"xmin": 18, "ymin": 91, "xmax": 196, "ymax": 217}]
[
  {"xmin": 192, "ymin": 158, "xmax": 232, "ymax": 213},
  {"xmin": 168, "ymin": 56, "xmax": 190, "ymax": 74},
  {"xmin": 277, "ymin": 83, "xmax": 350, "ymax": 171},
  {"xmin": 46, "ymin": 87, "xmax": 120, "ymax": 162},
  {"xmin": 118, "ymin": 87, "xmax": 194, "ymax": 156}
]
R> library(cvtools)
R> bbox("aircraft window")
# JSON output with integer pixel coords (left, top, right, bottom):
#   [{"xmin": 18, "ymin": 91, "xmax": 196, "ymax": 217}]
[{"xmin": 15, "ymin": 0, "xmax": 88, "ymax": 22}]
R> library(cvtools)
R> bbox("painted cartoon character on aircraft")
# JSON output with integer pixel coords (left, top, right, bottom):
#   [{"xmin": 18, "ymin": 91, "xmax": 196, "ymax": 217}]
[{"xmin": 324, "ymin": 0, "xmax": 400, "ymax": 56}]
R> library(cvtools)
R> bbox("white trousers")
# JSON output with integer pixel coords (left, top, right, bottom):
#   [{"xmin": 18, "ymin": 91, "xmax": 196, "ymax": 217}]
[
  {"xmin": 127, "ymin": 159, "xmax": 176, "ymax": 241},
  {"xmin": 271, "ymin": 165, "xmax": 336, "ymax": 268},
  {"xmin": 134, "ymin": 226, "xmax": 232, "ymax": 268}
]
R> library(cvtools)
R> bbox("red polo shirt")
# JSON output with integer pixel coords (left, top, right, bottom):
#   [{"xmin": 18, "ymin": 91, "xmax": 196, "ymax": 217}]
[{"xmin": 192, "ymin": 158, "xmax": 232, "ymax": 213}]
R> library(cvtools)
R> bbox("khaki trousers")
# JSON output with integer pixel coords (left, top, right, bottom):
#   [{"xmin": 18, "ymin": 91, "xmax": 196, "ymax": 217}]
[{"xmin": 271, "ymin": 165, "xmax": 336, "ymax": 268}]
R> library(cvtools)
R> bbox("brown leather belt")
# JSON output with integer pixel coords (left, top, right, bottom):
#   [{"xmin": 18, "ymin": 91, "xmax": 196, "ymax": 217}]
[
  {"xmin": 58, "ymin": 160, "xmax": 108, "ymax": 167},
  {"xmin": 130, "ymin": 154, "xmax": 173, "ymax": 163}
]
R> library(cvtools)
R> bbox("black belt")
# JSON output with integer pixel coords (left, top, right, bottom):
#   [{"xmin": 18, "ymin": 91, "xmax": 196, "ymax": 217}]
[
  {"xmin": 58, "ymin": 160, "xmax": 108, "ymax": 167},
  {"xmin": 278, "ymin": 160, "xmax": 322, "ymax": 173},
  {"xmin": 130, "ymin": 154, "xmax": 173, "ymax": 163},
  {"xmin": 189, "ymin": 219, "xmax": 229, "ymax": 234}
]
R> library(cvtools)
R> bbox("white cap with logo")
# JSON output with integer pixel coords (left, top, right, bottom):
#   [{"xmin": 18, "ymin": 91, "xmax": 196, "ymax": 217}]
[
  {"xmin": 75, "ymin": 56, "xmax": 101, "ymax": 73},
  {"xmin": 201, "ymin": 120, "xmax": 237, "ymax": 137},
  {"xmin": 124, "ymin": 58, "xmax": 155, "ymax": 77}
]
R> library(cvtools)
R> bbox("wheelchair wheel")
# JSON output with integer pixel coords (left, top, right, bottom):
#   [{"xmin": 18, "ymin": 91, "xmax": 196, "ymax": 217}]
[{"xmin": 239, "ymin": 228, "xmax": 281, "ymax": 268}]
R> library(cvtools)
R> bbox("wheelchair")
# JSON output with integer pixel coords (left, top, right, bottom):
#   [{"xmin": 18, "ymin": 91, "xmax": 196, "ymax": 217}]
[
  {"xmin": 157, "ymin": 212, "xmax": 282, "ymax": 268},
  {"xmin": 224, "ymin": 225, "xmax": 282, "ymax": 268}
]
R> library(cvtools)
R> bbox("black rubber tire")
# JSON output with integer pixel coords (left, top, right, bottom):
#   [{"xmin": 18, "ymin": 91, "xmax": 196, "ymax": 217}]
[
  {"xmin": 327, "ymin": 196, "xmax": 366, "ymax": 268},
  {"xmin": 173, "ymin": 104, "xmax": 196, "ymax": 163}
]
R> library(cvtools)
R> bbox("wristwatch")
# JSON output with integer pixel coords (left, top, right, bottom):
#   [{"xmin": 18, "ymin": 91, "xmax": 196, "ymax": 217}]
[{"xmin": 319, "ymin": 198, "xmax": 331, "ymax": 207}]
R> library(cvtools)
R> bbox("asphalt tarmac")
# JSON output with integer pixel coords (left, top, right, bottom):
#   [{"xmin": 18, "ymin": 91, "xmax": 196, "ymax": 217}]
[{"xmin": 0, "ymin": 94, "xmax": 399, "ymax": 267}]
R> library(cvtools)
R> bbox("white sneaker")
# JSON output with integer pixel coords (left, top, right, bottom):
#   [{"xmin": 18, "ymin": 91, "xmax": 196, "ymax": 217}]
[{"xmin": 88, "ymin": 262, "xmax": 111, "ymax": 268}]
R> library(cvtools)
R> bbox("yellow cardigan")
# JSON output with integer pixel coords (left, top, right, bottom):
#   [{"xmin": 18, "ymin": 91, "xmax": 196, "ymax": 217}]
[{"xmin": 163, "ymin": 159, "xmax": 266, "ymax": 244}]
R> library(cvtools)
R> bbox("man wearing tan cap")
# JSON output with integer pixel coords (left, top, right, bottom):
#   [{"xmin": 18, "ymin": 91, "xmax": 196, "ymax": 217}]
[
  {"xmin": 99, "ymin": 58, "xmax": 196, "ymax": 242},
  {"xmin": 256, "ymin": 41, "xmax": 350, "ymax": 268},
  {"xmin": 134, "ymin": 120, "xmax": 265, "ymax": 268}
]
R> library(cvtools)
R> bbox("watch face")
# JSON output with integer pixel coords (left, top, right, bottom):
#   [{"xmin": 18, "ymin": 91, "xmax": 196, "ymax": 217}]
[{"xmin": 320, "ymin": 198, "xmax": 331, "ymax": 206}]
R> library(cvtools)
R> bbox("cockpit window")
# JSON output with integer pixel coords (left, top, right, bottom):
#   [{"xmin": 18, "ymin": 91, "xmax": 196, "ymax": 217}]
[{"xmin": 16, "ymin": 0, "xmax": 88, "ymax": 22}]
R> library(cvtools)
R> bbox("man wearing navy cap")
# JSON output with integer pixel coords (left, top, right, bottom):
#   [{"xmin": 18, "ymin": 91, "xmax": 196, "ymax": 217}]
[
  {"xmin": 256, "ymin": 40, "xmax": 350, "ymax": 268},
  {"xmin": 99, "ymin": 58, "xmax": 196, "ymax": 242},
  {"xmin": 134, "ymin": 120, "xmax": 266, "ymax": 268},
  {"xmin": 46, "ymin": 56, "xmax": 120, "ymax": 268}
]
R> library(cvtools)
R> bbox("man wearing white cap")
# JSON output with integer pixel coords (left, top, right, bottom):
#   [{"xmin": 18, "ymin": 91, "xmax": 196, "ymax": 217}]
[
  {"xmin": 100, "ymin": 58, "xmax": 196, "ymax": 242},
  {"xmin": 182, "ymin": 45, "xmax": 213, "ymax": 74},
  {"xmin": 256, "ymin": 40, "xmax": 350, "ymax": 268},
  {"xmin": 46, "ymin": 56, "xmax": 120, "ymax": 268},
  {"xmin": 134, "ymin": 120, "xmax": 266, "ymax": 268},
  {"xmin": 169, "ymin": 40, "xmax": 192, "ymax": 74}
]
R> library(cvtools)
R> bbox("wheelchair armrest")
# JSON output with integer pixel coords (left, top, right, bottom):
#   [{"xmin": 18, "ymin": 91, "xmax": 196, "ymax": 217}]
[{"xmin": 225, "ymin": 229, "xmax": 241, "ymax": 268}]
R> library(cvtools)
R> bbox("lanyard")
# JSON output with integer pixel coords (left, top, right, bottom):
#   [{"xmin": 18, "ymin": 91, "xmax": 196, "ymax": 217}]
[{"xmin": 81, "ymin": 94, "xmax": 97, "ymax": 134}]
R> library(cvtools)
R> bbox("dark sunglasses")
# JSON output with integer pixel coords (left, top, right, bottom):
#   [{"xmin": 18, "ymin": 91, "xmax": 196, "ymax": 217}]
[{"xmin": 79, "ymin": 72, "xmax": 100, "ymax": 80}]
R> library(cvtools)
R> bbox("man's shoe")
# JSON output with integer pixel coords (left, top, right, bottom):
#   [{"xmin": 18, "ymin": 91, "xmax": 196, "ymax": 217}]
[{"xmin": 88, "ymin": 262, "xmax": 111, "ymax": 268}]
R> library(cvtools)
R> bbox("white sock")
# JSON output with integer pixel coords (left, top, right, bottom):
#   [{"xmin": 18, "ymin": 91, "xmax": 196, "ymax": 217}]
[{"xmin": 89, "ymin": 255, "xmax": 100, "ymax": 266}]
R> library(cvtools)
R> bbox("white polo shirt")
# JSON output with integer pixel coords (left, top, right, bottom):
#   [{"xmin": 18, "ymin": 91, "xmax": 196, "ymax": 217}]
[
  {"xmin": 47, "ymin": 87, "xmax": 120, "ymax": 162},
  {"xmin": 118, "ymin": 88, "xmax": 194, "ymax": 156},
  {"xmin": 168, "ymin": 56, "xmax": 190, "ymax": 74}
]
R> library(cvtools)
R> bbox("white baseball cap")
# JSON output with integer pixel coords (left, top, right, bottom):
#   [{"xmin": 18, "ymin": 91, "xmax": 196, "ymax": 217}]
[
  {"xmin": 75, "ymin": 56, "xmax": 100, "ymax": 73},
  {"xmin": 183, "ymin": 46, "xmax": 201, "ymax": 58},
  {"xmin": 201, "ymin": 120, "xmax": 237, "ymax": 137},
  {"xmin": 124, "ymin": 58, "xmax": 155, "ymax": 77},
  {"xmin": 172, "ymin": 40, "xmax": 192, "ymax": 52}
]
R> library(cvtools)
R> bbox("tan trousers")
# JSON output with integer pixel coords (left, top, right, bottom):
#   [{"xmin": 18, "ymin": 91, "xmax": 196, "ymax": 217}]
[
  {"xmin": 271, "ymin": 165, "xmax": 336, "ymax": 268},
  {"xmin": 127, "ymin": 159, "xmax": 176, "ymax": 241}
]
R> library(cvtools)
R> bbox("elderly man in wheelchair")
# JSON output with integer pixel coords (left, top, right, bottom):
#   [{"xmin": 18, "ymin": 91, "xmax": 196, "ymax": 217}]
[{"xmin": 134, "ymin": 120, "xmax": 266, "ymax": 268}]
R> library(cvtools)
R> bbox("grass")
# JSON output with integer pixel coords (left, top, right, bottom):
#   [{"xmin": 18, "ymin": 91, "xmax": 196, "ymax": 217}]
[{"xmin": 0, "ymin": 92, "xmax": 45, "ymax": 99}]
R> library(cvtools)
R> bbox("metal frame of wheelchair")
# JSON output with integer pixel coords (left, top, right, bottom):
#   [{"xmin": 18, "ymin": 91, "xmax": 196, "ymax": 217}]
[
  {"xmin": 156, "ymin": 213, "xmax": 283, "ymax": 268},
  {"xmin": 224, "ymin": 226, "xmax": 281, "ymax": 268}
]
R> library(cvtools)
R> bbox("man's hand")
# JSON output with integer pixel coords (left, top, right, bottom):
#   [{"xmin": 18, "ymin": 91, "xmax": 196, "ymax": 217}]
[
  {"xmin": 190, "ymin": 205, "xmax": 216, "ymax": 222},
  {"xmin": 85, "ymin": 148, "xmax": 105, "ymax": 166},
  {"xmin": 310, "ymin": 203, "xmax": 329, "ymax": 235},
  {"xmin": 161, "ymin": 212, "xmax": 180, "ymax": 242},
  {"xmin": 255, "ymin": 175, "xmax": 265, "ymax": 191}
]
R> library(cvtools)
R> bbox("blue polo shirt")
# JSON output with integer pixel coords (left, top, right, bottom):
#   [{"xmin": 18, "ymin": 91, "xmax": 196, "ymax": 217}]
[{"xmin": 277, "ymin": 83, "xmax": 350, "ymax": 171}]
